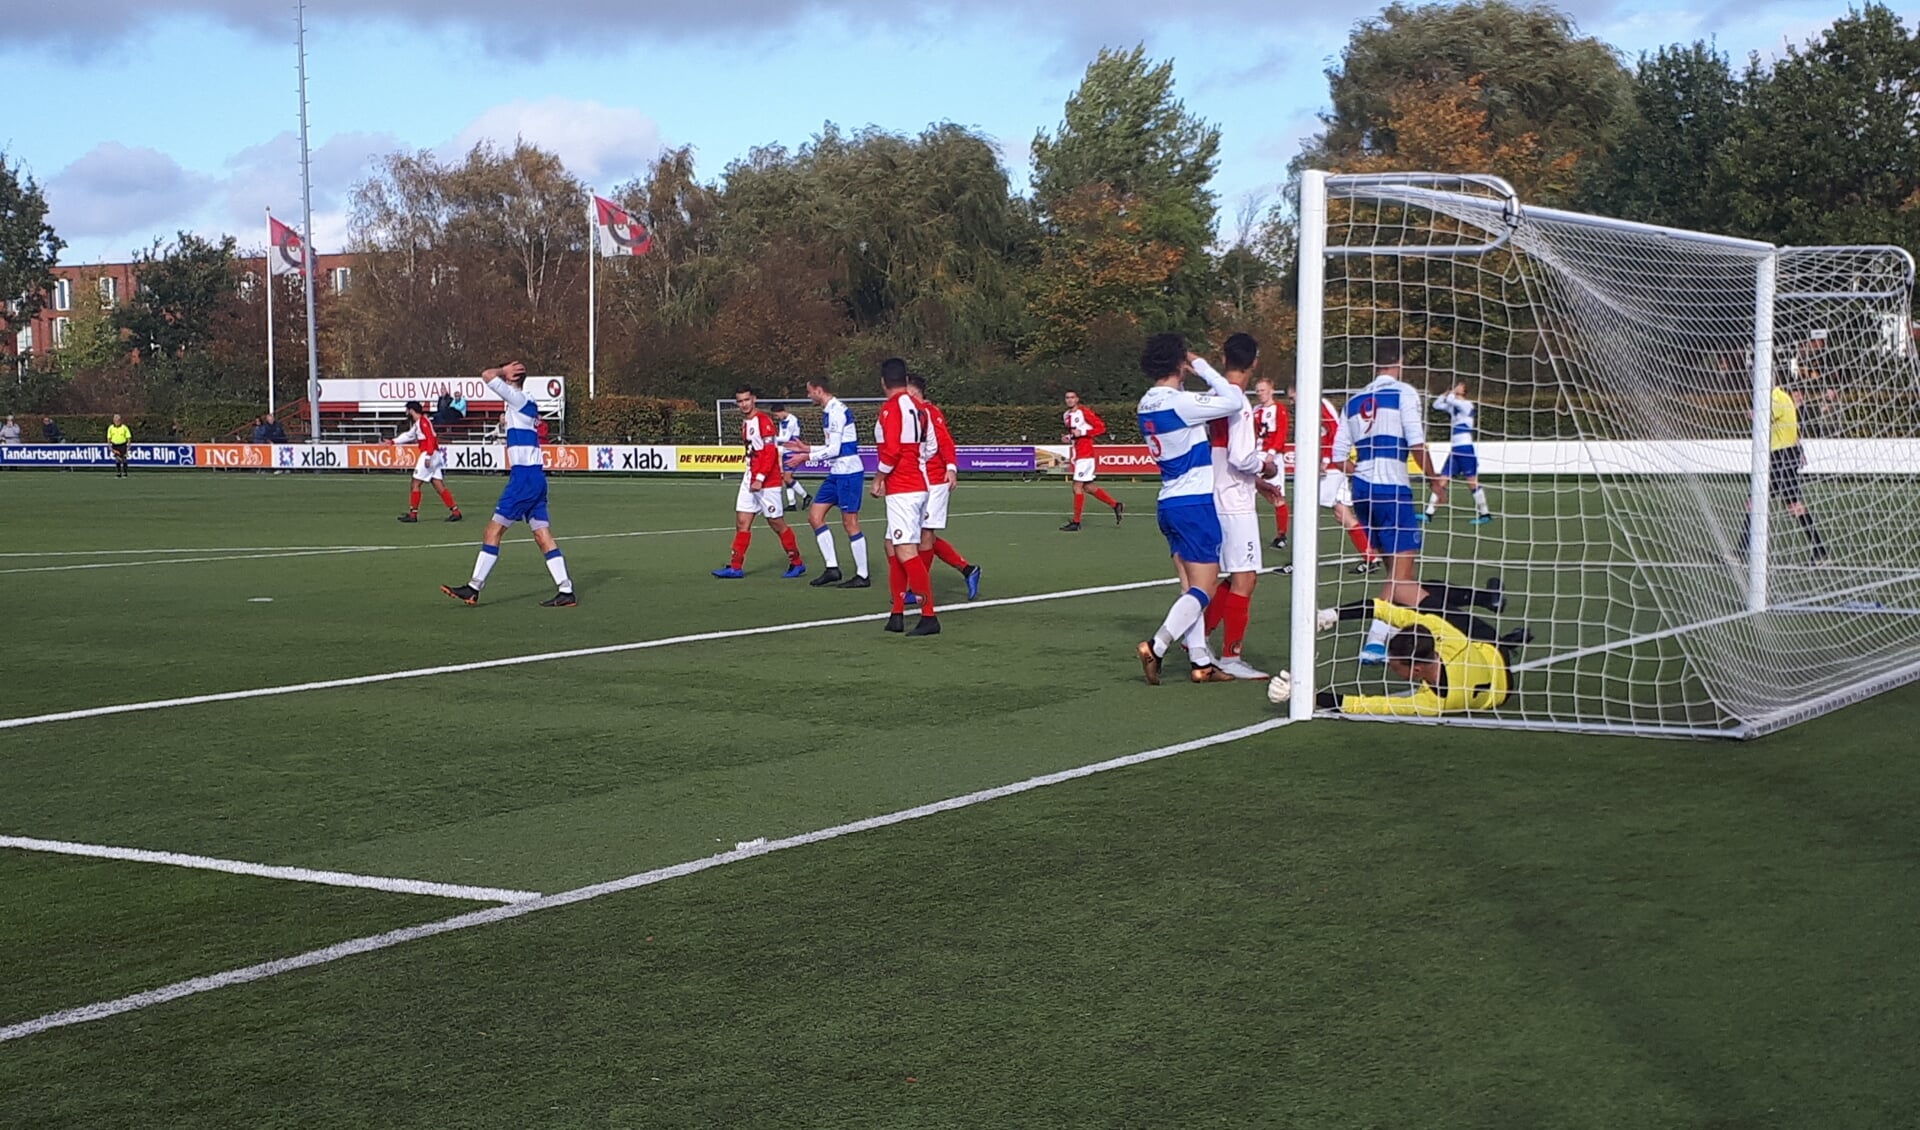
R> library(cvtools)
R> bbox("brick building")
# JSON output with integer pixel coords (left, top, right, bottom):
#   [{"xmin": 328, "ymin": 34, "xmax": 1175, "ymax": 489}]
[{"xmin": 10, "ymin": 253, "xmax": 357, "ymax": 365}]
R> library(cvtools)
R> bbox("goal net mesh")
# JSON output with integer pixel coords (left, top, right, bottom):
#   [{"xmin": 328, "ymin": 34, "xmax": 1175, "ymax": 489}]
[{"xmin": 1309, "ymin": 173, "xmax": 1920, "ymax": 737}]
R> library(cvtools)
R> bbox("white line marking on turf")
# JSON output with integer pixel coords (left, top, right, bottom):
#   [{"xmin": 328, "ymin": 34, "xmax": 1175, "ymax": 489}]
[
  {"xmin": 0, "ymin": 836, "xmax": 539, "ymax": 904},
  {"xmin": 0, "ymin": 716, "xmax": 1290, "ymax": 1044},
  {"xmin": 0, "ymin": 576, "xmax": 1180, "ymax": 732},
  {"xmin": 2, "ymin": 512, "xmax": 1044, "ymax": 575}
]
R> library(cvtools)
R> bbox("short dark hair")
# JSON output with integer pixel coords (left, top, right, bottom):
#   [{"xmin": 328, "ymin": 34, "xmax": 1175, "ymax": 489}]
[
  {"xmin": 1140, "ymin": 333, "xmax": 1186, "ymax": 380},
  {"xmin": 807, "ymin": 375, "xmax": 833, "ymax": 393},
  {"xmin": 1387, "ymin": 625, "xmax": 1437, "ymax": 664},
  {"xmin": 1224, "ymin": 333, "xmax": 1259, "ymax": 370},
  {"xmin": 404, "ymin": 400, "xmax": 424, "ymax": 414},
  {"xmin": 880, "ymin": 357, "xmax": 908, "ymax": 386},
  {"xmin": 734, "ymin": 385, "xmax": 757, "ymax": 398},
  {"xmin": 1375, "ymin": 339, "xmax": 1403, "ymax": 368},
  {"xmin": 906, "ymin": 372, "xmax": 927, "ymax": 390}
]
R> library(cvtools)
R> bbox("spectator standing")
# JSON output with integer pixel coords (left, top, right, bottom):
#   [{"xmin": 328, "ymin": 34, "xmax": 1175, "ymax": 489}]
[{"xmin": 1, "ymin": 416, "xmax": 21, "ymax": 446}]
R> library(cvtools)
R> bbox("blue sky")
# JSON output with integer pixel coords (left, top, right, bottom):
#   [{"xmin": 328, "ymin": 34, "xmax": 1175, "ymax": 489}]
[{"xmin": 1, "ymin": 0, "xmax": 1909, "ymax": 265}]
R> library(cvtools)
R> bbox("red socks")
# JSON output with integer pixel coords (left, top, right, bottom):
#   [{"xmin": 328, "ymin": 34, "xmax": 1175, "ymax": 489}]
[
  {"xmin": 435, "ymin": 483, "xmax": 458, "ymax": 510},
  {"xmin": 408, "ymin": 484, "xmax": 422, "ymax": 513},
  {"xmin": 1221, "ymin": 591, "xmax": 1250, "ymax": 658},
  {"xmin": 888, "ymin": 555, "xmax": 908, "ymax": 613},
  {"xmin": 905, "ymin": 555, "xmax": 935, "ymax": 615},
  {"xmin": 932, "ymin": 538, "xmax": 968, "ymax": 570},
  {"xmin": 777, "ymin": 526, "xmax": 802, "ymax": 565},
  {"xmin": 1072, "ymin": 493, "xmax": 1086, "ymax": 522},
  {"xmin": 1273, "ymin": 500, "xmax": 1289, "ymax": 533},
  {"xmin": 1347, "ymin": 525, "xmax": 1374, "ymax": 560},
  {"xmin": 1205, "ymin": 581, "xmax": 1231, "ymax": 633},
  {"xmin": 730, "ymin": 530, "xmax": 751, "ymax": 569},
  {"xmin": 1090, "ymin": 487, "xmax": 1118, "ymax": 508}
]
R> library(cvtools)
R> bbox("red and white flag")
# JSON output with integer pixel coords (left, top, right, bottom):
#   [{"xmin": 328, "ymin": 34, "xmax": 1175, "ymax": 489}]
[
  {"xmin": 592, "ymin": 195, "xmax": 651, "ymax": 257},
  {"xmin": 268, "ymin": 215, "xmax": 313, "ymax": 277}
]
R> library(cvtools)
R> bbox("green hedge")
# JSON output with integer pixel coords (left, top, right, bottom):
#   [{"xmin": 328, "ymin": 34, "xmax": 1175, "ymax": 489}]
[
  {"xmin": 24, "ymin": 402, "xmax": 266, "ymax": 443},
  {"xmin": 568, "ymin": 396, "xmax": 709, "ymax": 443}
]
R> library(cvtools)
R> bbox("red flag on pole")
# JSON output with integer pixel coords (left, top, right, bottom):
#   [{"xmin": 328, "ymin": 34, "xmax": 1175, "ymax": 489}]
[
  {"xmin": 592, "ymin": 195, "xmax": 651, "ymax": 257},
  {"xmin": 269, "ymin": 215, "xmax": 313, "ymax": 277}
]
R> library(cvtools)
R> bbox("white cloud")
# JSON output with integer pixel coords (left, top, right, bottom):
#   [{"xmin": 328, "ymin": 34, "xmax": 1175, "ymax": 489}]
[
  {"xmin": 44, "ymin": 143, "xmax": 216, "ymax": 247},
  {"xmin": 444, "ymin": 98, "xmax": 663, "ymax": 188},
  {"xmin": 219, "ymin": 130, "xmax": 399, "ymax": 252}
]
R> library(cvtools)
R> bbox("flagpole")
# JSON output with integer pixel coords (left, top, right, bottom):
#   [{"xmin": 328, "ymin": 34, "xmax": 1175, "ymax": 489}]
[
  {"xmin": 265, "ymin": 208, "xmax": 277, "ymax": 417},
  {"xmin": 296, "ymin": 0, "xmax": 322, "ymax": 444},
  {"xmin": 587, "ymin": 189, "xmax": 597, "ymax": 400}
]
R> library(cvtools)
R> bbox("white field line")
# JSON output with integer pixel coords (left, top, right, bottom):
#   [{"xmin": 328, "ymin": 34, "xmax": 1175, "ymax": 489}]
[
  {"xmin": 0, "ymin": 716, "xmax": 1291, "ymax": 1045},
  {"xmin": 1, "ymin": 511, "xmax": 1056, "ymax": 575},
  {"xmin": 0, "ymin": 836, "xmax": 539, "ymax": 904},
  {"xmin": 0, "ymin": 576, "xmax": 1180, "ymax": 732}
]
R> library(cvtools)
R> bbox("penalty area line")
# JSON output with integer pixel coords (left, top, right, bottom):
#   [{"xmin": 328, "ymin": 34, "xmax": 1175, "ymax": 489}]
[
  {"xmin": 0, "ymin": 716, "xmax": 1291, "ymax": 1045},
  {"xmin": 0, "ymin": 836, "xmax": 539, "ymax": 904},
  {"xmin": 0, "ymin": 576, "xmax": 1180, "ymax": 732}
]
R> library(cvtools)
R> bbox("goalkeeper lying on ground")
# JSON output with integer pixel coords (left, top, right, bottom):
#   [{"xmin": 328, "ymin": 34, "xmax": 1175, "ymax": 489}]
[{"xmin": 1307, "ymin": 580, "xmax": 1532, "ymax": 716}]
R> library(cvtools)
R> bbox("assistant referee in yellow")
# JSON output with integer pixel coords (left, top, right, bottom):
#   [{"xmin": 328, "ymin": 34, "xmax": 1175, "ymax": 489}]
[
  {"xmin": 1742, "ymin": 384, "xmax": 1830, "ymax": 565},
  {"xmin": 106, "ymin": 414, "xmax": 131, "ymax": 478}
]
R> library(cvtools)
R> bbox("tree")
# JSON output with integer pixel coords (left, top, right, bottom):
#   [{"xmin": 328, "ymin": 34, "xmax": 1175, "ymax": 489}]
[
  {"xmin": 0, "ymin": 153, "xmax": 64, "ymax": 358},
  {"xmin": 1024, "ymin": 186, "xmax": 1185, "ymax": 356},
  {"xmin": 1030, "ymin": 46, "xmax": 1220, "ymax": 345},
  {"xmin": 1721, "ymin": 5, "xmax": 1920, "ymax": 252},
  {"xmin": 1340, "ymin": 76, "xmax": 1580, "ymax": 199},
  {"xmin": 1302, "ymin": 1, "xmax": 1632, "ymax": 203},
  {"xmin": 1582, "ymin": 41, "xmax": 1741, "ymax": 230},
  {"xmin": 116, "ymin": 232, "xmax": 241, "ymax": 363},
  {"xmin": 343, "ymin": 141, "xmax": 589, "ymax": 376}
]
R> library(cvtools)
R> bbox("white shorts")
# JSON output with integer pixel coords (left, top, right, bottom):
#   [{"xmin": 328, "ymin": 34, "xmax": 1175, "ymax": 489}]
[
  {"xmin": 1072, "ymin": 457, "xmax": 1097, "ymax": 483},
  {"xmin": 923, "ymin": 482, "xmax": 950, "ymax": 531},
  {"xmin": 1319, "ymin": 468, "xmax": 1352, "ymax": 510},
  {"xmin": 1219, "ymin": 511, "xmax": 1262, "ymax": 574},
  {"xmin": 411, "ymin": 452, "xmax": 446, "ymax": 482},
  {"xmin": 1263, "ymin": 460, "xmax": 1287, "ymax": 496},
  {"xmin": 884, "ymin": 491, "xmax": 928, "ymax": 546},
  {"xmin": 736, "ymin": 478, "xmax": 784, "ymax": 520}
]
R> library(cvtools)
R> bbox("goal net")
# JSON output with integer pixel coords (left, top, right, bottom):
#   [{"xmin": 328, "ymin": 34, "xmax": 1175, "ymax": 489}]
[{"xmin": 1291, "ymin": 170, "xmax": 1920, "ymax": 738}]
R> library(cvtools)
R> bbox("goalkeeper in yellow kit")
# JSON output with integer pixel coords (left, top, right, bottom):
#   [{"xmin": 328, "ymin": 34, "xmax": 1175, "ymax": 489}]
[{"xmin": 1311, "ymin": 579, "xmax": 1531, "ymax": 716}]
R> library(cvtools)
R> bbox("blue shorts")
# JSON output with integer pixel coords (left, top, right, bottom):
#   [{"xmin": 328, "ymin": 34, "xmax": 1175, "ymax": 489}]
[
  {"xmin": 1157, "ymin": 501, "xmax": 1222, "ymax": 564},
  {"xmin": 813, "ymin": 471, "xmax": 865, "ymax": 513},
  {"xmin": 493, "ymin": 466, "xmax": 550, "ymax": 526},
  {"xmin": 1351, "ymin": 478, "xmax": 1421, "ymax": 556},
  {"xmin": 1442, "ymin": 445, "xmax": 1479, "ymax": 478}
]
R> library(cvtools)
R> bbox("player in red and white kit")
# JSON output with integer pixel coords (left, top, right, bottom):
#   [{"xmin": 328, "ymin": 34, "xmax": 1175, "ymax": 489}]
[
  {"xmin": 1301, "ymin": 384, "xmax": 1380, "ymax": 574},
  {"xmin": 1060, "ymin": 390, "xmax": 1124, "ymax": 531},
  {"xmin": 1203, "ymin": 334, "xmax": 1275, "ymax": 680},
  {"xmin": 872, "ymin": 358, "xmax": 940, "ymax": 635},
  {"xmin": 712, "ymin": 386, "xmax": 806, "ymax": 579},
  {"xmin": 905, "ymin": 373, "xmax": 982, "ymax": 602},
  {"xmin": 1252, "ymin": 378, "xmax": 1289, "ymax": 549},
  {"xmin": 390, "ymin": 399, "xmax": 462, "ymax": 523}
]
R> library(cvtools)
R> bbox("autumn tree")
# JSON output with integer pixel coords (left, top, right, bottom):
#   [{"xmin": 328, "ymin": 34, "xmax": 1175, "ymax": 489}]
[
  {"xmin": 1303, "ymin": 1, "xmax": 1630, "ymax": 203},
  {"xmin": 1030, "ymin": 46, "xmax": 1220, "ymax": 348}
]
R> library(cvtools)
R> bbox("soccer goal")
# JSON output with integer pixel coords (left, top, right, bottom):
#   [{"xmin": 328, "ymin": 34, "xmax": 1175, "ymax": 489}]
[{"xmin": 1289, "ymin": 170, "xmax": 1920, "ymax": 738}]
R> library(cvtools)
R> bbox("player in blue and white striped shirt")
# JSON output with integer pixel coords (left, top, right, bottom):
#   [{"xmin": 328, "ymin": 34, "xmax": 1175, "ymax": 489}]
[
  {"xmin": 1134, "ymin": 333, "xmax": 1245, "ymax": 685},
  {"xmin": 440, "ymin": 361, "xmax": 575, "ymax": 608},
  {"xmin": 772, "ymin": 405, "xmax": 810, "ymax": 510},
  {"xmin": 785, "ymin": 375, "xmax": 871, "ymax": 588},
  {"xmin": 1330, "ymin": 340, "xmax": 1447, "ymax": 664},
  {"xmin": 1423, "ymin": 380, "xmax": 1493, "ymax": 524}
]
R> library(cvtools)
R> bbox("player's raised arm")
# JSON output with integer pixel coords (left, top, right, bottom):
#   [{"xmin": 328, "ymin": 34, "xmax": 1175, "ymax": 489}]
[{"xmin": 483, "ymin": 362, "xmax": 530, "ymax": 408}]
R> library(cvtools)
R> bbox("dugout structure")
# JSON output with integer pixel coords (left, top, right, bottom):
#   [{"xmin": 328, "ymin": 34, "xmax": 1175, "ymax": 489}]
[{"xmin": 1290, "ymin": 170, "xmax": 1920, "ymax": 738}]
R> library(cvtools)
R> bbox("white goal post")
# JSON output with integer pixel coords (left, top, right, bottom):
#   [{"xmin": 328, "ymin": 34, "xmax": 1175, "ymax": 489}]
[{"xmin": 1290, "ymin": 169, "xmax": 1920, "ymax": 738}]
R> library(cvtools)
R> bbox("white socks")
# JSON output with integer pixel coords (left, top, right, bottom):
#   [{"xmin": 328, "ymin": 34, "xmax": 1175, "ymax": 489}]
[
  {"xmin": 1473, "ymin": 487, "xmax": 1490, "ymax": 515},
  {"xmin": 849, "ymin": 531, "xmax": 869, "ymax": 578},
  {"xmin": 470, "ymin": 545, "xmax": 500, "ymax": 589},
  {"xmin": 812, "ymin": 526, "xmax": 839, "ymax": 569},
  {"xmin": 1153, "ymin": 588, "xmax": 1209, "ymax": 656},
  {"xmin": 543, "ymin": 548, "xmax": 572, "ymax": 593}
]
